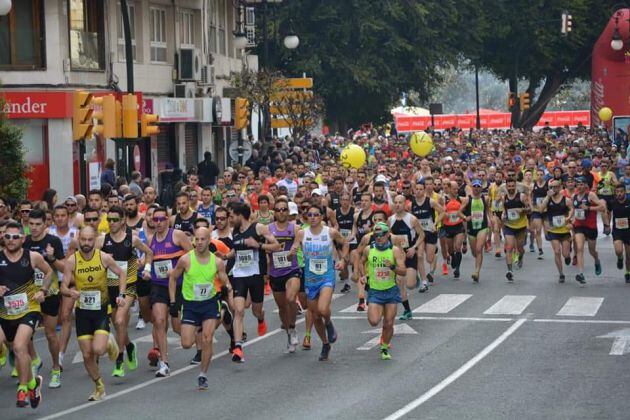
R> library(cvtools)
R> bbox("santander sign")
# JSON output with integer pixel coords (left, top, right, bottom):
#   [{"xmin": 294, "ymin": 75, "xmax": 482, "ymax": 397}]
[{"xmin": 1, "ymin": 91, "xmax": 72, "ymax": 119}]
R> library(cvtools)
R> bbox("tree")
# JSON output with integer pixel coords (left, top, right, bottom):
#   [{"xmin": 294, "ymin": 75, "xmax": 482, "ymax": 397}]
[
  {"xmin": 0, "ymin": 99, "xmax": 29, "ymax": 199},
  {"xmin": 272, "ymin": 90, "xmax": 325, "ymax": 139}
]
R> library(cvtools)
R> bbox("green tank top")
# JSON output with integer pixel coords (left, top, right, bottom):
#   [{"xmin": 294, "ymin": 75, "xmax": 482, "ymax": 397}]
[
  {"xmin": 257, "ymin": 211, "xmax": 274, "ymax": 226},
  {"xmin": 297, "ymin": 223, "xmax": 310, "ymax": 268},
  {"xmin": 367, "ymin": 246, "xmax": 396, "ymax": 291},
  {"xmin": 470, "ymin": 197, "xmax": 486, "ymax": 230},
  {"xmin": 182, "ymin": 251, "xmax": 217, "ymax": 301}
]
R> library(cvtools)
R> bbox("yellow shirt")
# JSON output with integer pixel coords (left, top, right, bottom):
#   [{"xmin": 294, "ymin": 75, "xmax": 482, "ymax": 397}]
[
  {"xmin": 98, "ymin": 214, "xmax": 110, "ymax": 234},
  {"xmin": 74, "ymin": 249, "xmax": 109, "ymax": 309}
]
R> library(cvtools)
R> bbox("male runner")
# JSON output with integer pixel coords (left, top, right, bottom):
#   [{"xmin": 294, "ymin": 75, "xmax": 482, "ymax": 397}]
[
  {"xmin": 335, "ymin": 192, "xmax": 357, "ymax": 294},
  {"xmin": 461, "ymin": 179, "xmax": 491, "ymax": 282},
  {"xmin": 541, "ymin": 179, "xmax": 573, "ymax": 283},
  {"xmin": 501, "ymin": 177, "xmax": 530, "ymax": 281},
  {"xmin": 170, "ymin": 192, "xmax": 198, "ymax": 237},
  {"xmin": 609, "ymin": 184, "xmax": 630, "ymax": 282}
]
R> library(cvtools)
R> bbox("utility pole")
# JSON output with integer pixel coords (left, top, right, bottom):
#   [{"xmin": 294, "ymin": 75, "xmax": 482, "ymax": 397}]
[
  {"xmin": 119, "ymin": 0, "xmax": 135, "ymax": 180},
  {"xmin": 475, "ymin": 64, "xmax": 481, "ymax": 130}
]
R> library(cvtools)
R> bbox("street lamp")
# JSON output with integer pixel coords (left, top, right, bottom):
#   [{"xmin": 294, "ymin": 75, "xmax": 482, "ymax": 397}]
[
  {"xmin": 283, "ymin": 34, "xmax": 299, "ymax": 50},
  {"xmin": 0, "ymin": 0, "xmax": 12, "ymax": 16},
  {"xmin": 234, "ymin": 32, "xmax": 249, "ymax": 50},
  {"xmin": 611, "ymin": 26, "xmax": 624, "ymax": 50}
]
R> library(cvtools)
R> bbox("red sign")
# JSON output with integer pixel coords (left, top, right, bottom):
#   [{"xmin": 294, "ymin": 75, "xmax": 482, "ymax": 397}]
[
  {"xmin": 142, "ymin": 98, "xmax": 154, "ymax": 114},
  {"xmin": 395, "ymin": 111, "xmax": 591, "ymax": 132},
  {"xmin": 1, "ymin": 91, "xmax": 73, "ymax": 119}
]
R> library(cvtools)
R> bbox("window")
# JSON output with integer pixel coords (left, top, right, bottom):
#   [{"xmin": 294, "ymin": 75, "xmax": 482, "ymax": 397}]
[
  {"xmin": 150, "ymin": 7, "xmax": 167, "ymax": 62},
  {"xmin": 208, "ymin": 1, "xmax": 217, "ymax": 53},
  {"xmin": 69, "ymin": 0, "xmax": 105, "ymax": 70},
  {"xmin": 218, "ymin": 0, "xmax": 226, "ymax": 55},
  {"xmin": 117, "ymin": 2, "xmax": 136, "ymax": 61},
  {"xmin": 0, "ymin": 0, "xmax": 45, "ymax": 69},
  {"xmin": 179, "ymin": 9, "xmax": 194, "ymax": 48},
  {"xmin": 245, "ymin": 7, "xmax": 256, "ymax": 47}
]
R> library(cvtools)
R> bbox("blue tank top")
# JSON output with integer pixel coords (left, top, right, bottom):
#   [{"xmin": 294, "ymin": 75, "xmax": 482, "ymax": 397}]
[{"xmin": 302, "ymin": 226, "xmax": 335, "ymax": 283}]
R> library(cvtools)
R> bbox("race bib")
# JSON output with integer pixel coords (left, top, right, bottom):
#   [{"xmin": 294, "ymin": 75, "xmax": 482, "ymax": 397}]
[
  {"xmin": 272, "ymin": 251, "xmax": 292, "ymax": 268},
  {"xmin": 420, "ymin": 218, "xmax": 435, "ymax": 232},
  {"xmin": 507, "ymin": 209, "xmax": 519, "ymax": 221},
  {"xmin": 236, "ymin": 250, "xmax": 255, "ymax": 268},
  {"xmin": 492, "ymin": 200, "xmax": 502, "ymax": 210},
  {"xmin": 34, "ymin": 269, "xmax": 45, "ymax": 287},
  {"xmin": 447, "ymin": 212, "xmax": 459, "ymax": 223},
  {"xmin": 574, "ymin": 209, "xmax": 586, "ymax": 220},
  {"xmin": 535, "ymin": 197, "xmax": 545, "ymax": 207},
  {"xmin": 193, "ymin": 283, "xmax": 213, "ymax": 301},
  {"xmin": 600, "ymin": 186, "xmax": 612, "ymax": 196},
  {"xmin": 340, "ymin": 229, "xmax": 351, "ymax": 239},
  {"xmin": 79, "ymin": 290, "xmax": 101, "ymax": 310},
  {"xmin": 374, "ymin": 267, "xmax": 390, "ymax": 282},
  {"xmin": 309, "ymin": 258, "xmax": 328, "ymax": 275},
  {"xmin": 4, "ymin": 293, "xmax": 28, "ymax": 316},
  {"xmin": 552, "ymin": 215, "xmax": 566, "ymax": 228},
  {"xmin": 471, "ymin": 211, "xmax": 484, "ymax": 222},
  {"xmin": 154, "ymin": 260, "xmax": 173, "ymax": 279},
  {"xmin": 616, "ymin": 217, "xmax": 629, "ymax": 230},
  {"xmin": 107, "ymin": 261, "xmax": 128, "ymax": 280}
]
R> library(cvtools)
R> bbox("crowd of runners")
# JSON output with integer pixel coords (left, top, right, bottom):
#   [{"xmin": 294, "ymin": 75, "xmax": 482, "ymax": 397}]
[{"xmin": 1, "ymin": 123, "xmax": 629, "ymax": 407}]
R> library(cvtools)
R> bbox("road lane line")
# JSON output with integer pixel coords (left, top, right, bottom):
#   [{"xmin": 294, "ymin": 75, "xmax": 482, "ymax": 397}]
[
  {"xmin": 412, "ymin": 294, "xmax": 472, "ymax": 314},
  {"xmin": 534, "ymin": 318, "xmax": 630, "ymax": 324},
  {"xmin": 38, "ymin": 319, "xmax": 304, "ymax": 420},
  {"xmin": 556, "ymin": 297, "xmax": 604, "ymax": 317},
  {"xmin": 332, "ymin": 315, "xmax": 513, "ymax": 322},
  {"xmin": 483, "ymin": 295, "xmax": 536, "ymax": 315},
  {"xmin": 382, "ymin": 318, "xmax": 527, "ymax": 420}
]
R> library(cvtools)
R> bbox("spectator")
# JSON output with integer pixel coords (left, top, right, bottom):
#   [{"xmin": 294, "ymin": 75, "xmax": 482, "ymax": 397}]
[
  {"xmin": 129, "ymin": 171, "xmax": 143, "ymax": 196},
  {"xmin": 101, "ymin": 158, "xmax": 116, "ymax": 187},
  {"xmin": 197, "ymin": 151, "xmax": 220, "ymax": 187},
  {"xmin": 41, "ymin": 188, "xmax": 58, "ymax": 210}
]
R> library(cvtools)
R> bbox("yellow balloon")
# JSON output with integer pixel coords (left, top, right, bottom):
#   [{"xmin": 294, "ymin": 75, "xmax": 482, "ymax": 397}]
[
  {"xmin": 598, "ymin": 107, "xmax": 613, "ymax": 122},
  {"xmin": 410, "ymin": 131, "xmax": 433, "ymax": 157},
  {"xmin": 339, "ymin": 144, "xmax": 366, "ymax": 169}
]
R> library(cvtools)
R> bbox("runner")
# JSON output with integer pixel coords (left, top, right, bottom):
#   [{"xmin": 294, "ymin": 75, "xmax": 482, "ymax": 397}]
[
  {"xmin": 229, "ymin": 202, "xmax": 281, "ymax": 362},
  {"xmin": 609, "ymin": 184, "xmax": 630, "ymax": 282},
  {"xmin": 135, "ymin": 205, "xmax": 158, "ymax": 331},
  {"xmin": 489, "ymin": 171, "xmax": 505, "ymax": 258},
  {"xmin": 501, "ymin": 177, "xmax": 530, "ymax": 282},
  {"xmin": 0, "ymin": 222, "xmax": 50, "ymax": 408},
  {"xmin": 290, "ymin": 204, "xmax": 348, "ymax": 361},
  {"xmin": 335, "ymin": 192, "xmax": 357, "ymax": 294},
  {"xmin": 60, "ymin": 226, "xmax": 125, "ymax": 401},
  {"xmin": 541, "ymin": 179, "xmax": 573, "ymax": 283},
  {"xmin": 597, "ymin": 159, "xmax": 617, "ymax": 236},
  {"xmin": 168, "ymin": 227, "xmax": 231, "ymax": 390},
  {"xmin": 96, "ymin": 206, "xmax": 153, "ymax": 378},
  {"xmin": 530, "ymin": 169, "xmax": 548, "ymax": 259},
  {"xmin": 357, "ymin": 222, "xmax": 407, "ymax": 360},
  {"xmin": 170, "ymin": 192, "xmax": 198, "ymax": 237},
  {"xmin": 461, "ymin": 179, "xmax": 492, "ymax": 282},
  {"xmin": 441, "ymin": 181, "xmax": 466, "ymax": 279},
  {"xmin": 351, "ymin": 193, "xmax": 375, "ymax": 309}
]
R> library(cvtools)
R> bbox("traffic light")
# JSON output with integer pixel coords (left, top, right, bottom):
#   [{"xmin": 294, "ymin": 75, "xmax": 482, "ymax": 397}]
[
  {"xmin": 122, "ymin": 94, "xmax": 138, "ymax": 138},
  {"xmin": 92, "ymin": 95, "xmax": 117, "ymax": 138},
  {"xmin": 141, "ymin": 113, "xmax": 160, "ymax": 137},
  {"xmin": 507, "ymin": 92, "xmax": 517, "ymax": 111},
  {"xmin": 561, "ymin": 10, "xmax": 572, "ymax": 35},
  {"xmin": 234, "ymin": 97, "xmax": 250, "ymax": 130},
  {"xmin": 72, "ymin": 91, "xmax": 94, "ymax": 141},
  {"xmin": 519, "ymin": 92, "xmax": 531, "ymax": 110}
]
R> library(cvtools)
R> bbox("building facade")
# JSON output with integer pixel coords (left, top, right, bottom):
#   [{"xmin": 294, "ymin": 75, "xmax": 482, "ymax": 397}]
[{"xmin": 0, "ymin": 0, "xmax": 258, "ymax": 200}]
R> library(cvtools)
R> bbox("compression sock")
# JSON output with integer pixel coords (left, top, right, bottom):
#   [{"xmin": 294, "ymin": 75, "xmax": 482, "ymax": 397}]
[{"xmin": 402, "ymin": 300, "xmax": 411, "ymax": 312}]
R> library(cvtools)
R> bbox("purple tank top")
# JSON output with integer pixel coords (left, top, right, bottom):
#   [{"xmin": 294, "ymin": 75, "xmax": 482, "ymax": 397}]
[
  {"xmin": 150, "ymin": 228, "xmax": 185, "ymax": 286},
  {"xmin": 268, "ymin": 222, "xmax": 299, "ymax": 277}
]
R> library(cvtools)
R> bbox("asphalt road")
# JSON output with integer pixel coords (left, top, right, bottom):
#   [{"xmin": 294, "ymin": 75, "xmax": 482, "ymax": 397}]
[{"xmin": 2, "ymin": 233, "xmax": 630, "ymax": 420}]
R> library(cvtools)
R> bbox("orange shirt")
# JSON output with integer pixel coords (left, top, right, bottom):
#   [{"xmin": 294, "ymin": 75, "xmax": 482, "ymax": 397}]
[{"xmin": 211, "ymin": 239, "xmax": 230, "ymax": 291}]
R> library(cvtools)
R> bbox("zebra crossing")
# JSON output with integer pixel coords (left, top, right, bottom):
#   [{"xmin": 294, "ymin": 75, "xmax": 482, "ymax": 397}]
[{"xmin": 336, "ymin": 293, "xmax": 612, "ymax": 318}]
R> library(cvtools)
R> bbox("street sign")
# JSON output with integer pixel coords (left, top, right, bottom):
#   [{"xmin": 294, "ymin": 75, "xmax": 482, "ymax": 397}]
[
  {"xmin": 597, "ymin": 328, "xmax": 630, "ymax": 355},
  {"xmin": 229, "ymin": 140, "xmax": 253, "ymax": 163},
  {"xmin": 357, "ymin": 323, "xmax": 418, "ymax": 351}
]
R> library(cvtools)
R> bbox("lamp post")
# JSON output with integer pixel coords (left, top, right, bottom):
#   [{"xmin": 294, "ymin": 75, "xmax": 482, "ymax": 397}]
[
  {"xmin": 0, "ymin": 0, "xmax": 11, "ymax": 16},
  {"xmin": 610, "ymin": 8, "xmax": 629, "ymax": 53}
]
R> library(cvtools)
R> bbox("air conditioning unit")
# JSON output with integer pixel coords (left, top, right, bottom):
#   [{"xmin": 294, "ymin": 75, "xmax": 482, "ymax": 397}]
[
  {"xmin": 199, "ymin": 65, "xmax": 215, "ymax": 86},
  {"xmin": 174, "ymin": 82, "xmax": 196, "ymax": 98},
  {"xmin": 178, "ymin": 48, "xmax": 201, "ymax": 81}
]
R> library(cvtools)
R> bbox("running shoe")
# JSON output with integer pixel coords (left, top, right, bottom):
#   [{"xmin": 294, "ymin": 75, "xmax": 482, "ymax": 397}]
[
  {"xmin": 264, "ymin": 282, "xmax": 271, "ymax": 296},
  {"xmin": 618, "ymin": 257, "xmax": 624, "ymax": 270},
  {"xmin": 517, "ymin": 254, "xmax": 524, "ymax": 269},
  {"xmin": 190, "ymin": 350, "xmax": 202, "ymax": 365},
  {"xmin": 325, "ymin": 321, "xmax": 338, "ymax": 343},
  {"xmin": 356, "ymin": 302, "xmax": 366, "ymax": 311},
  {"xmin": 318, "ymin": 343, "xmax": 331, "ymax": 361},
  {"xmin": 29, "ymin": 375, "xmax": 43, "ymax": 409},
  {"xmin": 537, "ymin": 249, "xmax": 543, "ymax": 260},
  {"xmin": 221, "ymin": 300, "xmax": 233, "ymax": 324},
  {"xmin": 426, "ymin": 272, "xmax": 434, "ymax": 284},
  {"xmin": 529, "ymin": 243, "xmax": 535, "ymax": 253},
  {"xmin": 575, "ymin": 273, "xmax": 586, "ymax": 285},
  {"xmin": 287, "ymin": 333, "xmax": 296, "ymax": 354},
  {"xmin": 48, "ymin": 369, "xmax": 61, "ymax": 389},
  {"xmin": 506, "ymin": 270, "xmax": 514, "ymax": 282},
  {"xmin": 88, "ymin": 378, "xmax": 106, "ymax": 401},
  {"xmin": 441, "ymin": 263, "xmax": 448, "ymax": 276},
  {"xmin": 462, "ymin": 242, "xmax": 468, "ymax": 254},
  {"xmin": 495, "ymin": 251, "xmax": 502, "ymax": 258},
  {"xmin": 242, "ymin": 331, "xmax": 248, "ymax": 342},
  {"xmin": 472, "ymin": 273, "xmax": 479, "ymax": 283},
  {"xmin": 453, "ymin": 268, "xmax": 460, "ymax": 279},
  {"xmin": 565, "ymin": 256, "xmax": 571, "ymax": 266},
  {"xmin": 32, "ymin": 357, "xmax": 42, "ymax": 378},
  {"xmin": 155, "ymin": 361, "xmax": 170, "ymax": 377},
  {"xmin": 625, "ymin": 273, "xmax": 630, "ymax": 283},
  {"xmin": 16, "ymin": 388, "xmax": 28, "ymax": 407},
  {"xmin": 11, "ymin": 367, "xmax": 17, "ymax": 377},
  {"xmin": 147, "ymin": 348, "xmax": 160, "ymax": 367},
  {"xmin": 340, "ymin": 283, "xmax": 351, "ymax": 293},
  {"xmin": 296, "ymin": 299, "xmax": 304, "ymax": 315},
  {"xmin": 111, "ymin": 361, "xmax": 125, "ymax": 378},
  {"xmin": 198, "ymin": 375, "xmax": 209, "ymax": 390},
  {"xmin": 231, "ymin": 346, "xmax": 244, "ymax": 363},
  {"xmin": 559, "ymin": 274, "xmax": 565, "ymax": 283},
  {"xmin": 399, "ymin": 309, "xmax": 412, "ymax": 321},
  {"xmin": 257, "ymin": 319, "xmax": 268, "ymax": 336},
  {"xmin": 572, "ymin": 255, "xmax": 577, "ymax": 266},
  {"xmin": 289, "ymin": 329, "xmax": 299, "ymax": 347},
  {"xmin": 135, "ymin": 318, "xmax": 146, "ymax": 330},
  {"xmin": 302, "ymin": 335, "xmax": 311, "ymax": 350},
  {"xmin": 595, "ymin": 260, "xmax": 602, "ymax": 276},
  {"xmin": 604, "ymin": 224, "xmax": 611, "ymax": 236},
  {"xmin": 126, "ymin": 342, "xmax": 138, "ymax": 371},
  {"xmin": 0, "ymin": 342, "xmax": 7, "ymax": 368},
  {"xmin": 380, "ymin": 346, "xmax": 392, "ymax": 361},
  {"xmin": 106, "ymin": 334, "xmax": 119, "ymax": 362},
  {"xmin": 419, "ymin": 283, "xmax": 429, "ymax": 293}
]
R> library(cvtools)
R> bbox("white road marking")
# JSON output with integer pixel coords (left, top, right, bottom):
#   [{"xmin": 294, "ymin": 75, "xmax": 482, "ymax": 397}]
[
  {"xmin": 38, "ymin": 319, "xmax": 304, "ymax": 420},
  {"xmin": 72, "ymin": 351, "xmax": 83, "ymax": 364},
  {"xmin": 483, "ymin": 295, "xmax": 536, "ymax": 315},
  {"xmin": 332, "ymin": 315, "xmax": 513, "ymax": 322},
  {"xmin": 413, "ymin": 294, "xmax": 472, "ymax": 314},
  {"xmin": 534, "ymin": 319, "xmax": 630, "ymax": 325},
  {"xmin": 597, "ymin": 328, "xmax": 630, "ymax": 355},
  {"xmin": 556, "ymin": 297, "xmax": 604, "ymax": 317},
  {"xmin": 274, "ymin": 293, "xmax": 341, "ymax": 313},
  {"xmin": 382, "ymin": 318, "xmax": 527, "ymax": 420},
  {"xmin": 357, "ymin": 323, "xmax": 418, "ymax": 351}
]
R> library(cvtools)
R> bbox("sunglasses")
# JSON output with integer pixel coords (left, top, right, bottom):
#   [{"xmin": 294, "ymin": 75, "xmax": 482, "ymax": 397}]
[
  {"xmin": 274, "ymin": 207, "xmax": 289, "ymax": 213},
  {"xmin": 66, "ymin": 203, "xmax": 77, "ymax": 207},
  {"xmin": 107, "ymin": 218, "xmax": 121, "ymax": 223},
  {"xmin": 4, "ymin": 233, "xmax": 23, "ymax": 240},
  {"xmin": 20, "ymin": 209, "xmax": 31, "ymax": 213},
  {"xmin": 215, "ymin": 216, "xmax": 227, "ymax": 221},
  {"xmin": 373, "ymin": 231, "xmax": 388, "ymax": 238},
  {"xmin": 307, "ymin": 212, "xmax": 321, "ymax": 218},
  {"xmin": 153, "ymin": 216, "xmax": 168, "ymax": 222},
  {"xmin": 84, "ymin": 217, "xmax": 99, "ymax": 222}
]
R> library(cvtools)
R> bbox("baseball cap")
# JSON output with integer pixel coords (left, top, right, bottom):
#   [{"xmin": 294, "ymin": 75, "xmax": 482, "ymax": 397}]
[
  {"xmin": 304, "ymin": 171, "xmax": 316, "ymax": 178},
  {"xmin": 581, "ymin": 159, "xmax": 592, "ymax": 168},
  {"xmin": 471, "ymin": 179, "xmax": 483, "ymax": 187},
  {"xmin": 65, "ymin": 196, "xmax": 78, "ymax": 204},
  {"xmin": 311, "ymin": 188, "xmax": 323, "ymax": 197},
  {"xmin": 288, "ymin": 202, "xmax": 299, "ymax": 216},
  {"xmin": 373, "ymin": 222, "xmax": 390, "ymax": 234}
]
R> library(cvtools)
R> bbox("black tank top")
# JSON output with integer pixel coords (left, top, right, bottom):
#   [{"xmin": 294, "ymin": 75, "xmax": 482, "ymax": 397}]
[
  {"xmin": 102, "ymin": 229, "xmax": 134, "ymax": 261},
  {"xmin": 336, "ymin": 207, "xmax": 355, "ymax": 232},
  {"xmin": 532, "ymin": 181, "xmax": 548, "ymax": 208},
  {"xmin": 0, "ymin": 250, "xmax": 35, "ymax": 294},
  {"xmin": 547, "ymin": 196, "xmax": 568, "ymax": 218},
  {"xmin": 389, "ymin": 214, "xmax": 415, "ymax": 250},
  {"xmin": 173, "ymin": 211, "xmax": 197, "ymax": 235},
  {"xmin": 127, "ymin": 217, "xmax": 144, "ymax": 231},
  {"xmin": 232, "ymin": 223, "xmax": 263, "ymax": 272},
  {"xmin": 328, "ymin": 192, "xmax": 341, "ymax": 211},
  {"xmin": 355, "ymin": 210, "xmax": 373, "ymax": 242}
]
